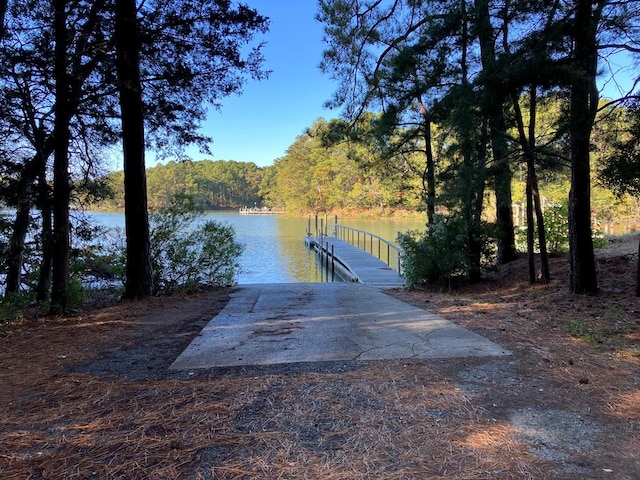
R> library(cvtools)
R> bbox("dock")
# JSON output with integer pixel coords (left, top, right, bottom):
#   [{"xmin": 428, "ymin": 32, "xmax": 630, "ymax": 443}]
[
  {"xmin": 239, "ymin": 207, "xmax": 285, "ymax": 215},
  {"xmin": 305, "ymin": 235, "xmax": 405, "ymax": 288}
]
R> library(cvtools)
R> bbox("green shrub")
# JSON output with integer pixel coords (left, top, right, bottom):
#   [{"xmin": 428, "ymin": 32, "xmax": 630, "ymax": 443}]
[
  {"xmin": 542, "ymin": 202, "xmax": 569, "ymax": 254},
  {"xmin": 515, "ymin": 201, "xmax": 608, "ymax": 254},
  {"xmin": 66, "ymin": 277, "xmax": 85, "ymax": 309},
  {"xmin": 398, "ymin": 214, "xmax": 470, "ymax": 288},
  {"xmin": 0, "ymin": 292, "xmax": 35, "ymax": 324},
  {"xmin": 149, "ymin": 198, "xmax": 244, "ymax": 295}
]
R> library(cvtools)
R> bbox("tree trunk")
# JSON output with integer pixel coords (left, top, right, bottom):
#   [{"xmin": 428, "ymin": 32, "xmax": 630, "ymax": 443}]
[
  {"xmin": 528, "ymin": 86, "xmax": 549, "ymax": 283},
  {"xmin": 474, "ymin": 0, "xmax": 517, "ymax": 265},
  {"xmin": 568, "ymin": 0, "xmax": 601, "ymax": 294},
  {"xmin": 457, "ymin": 0, "xmax": 480, "ymax": 283},
  {"xmin": 531, "ymin": 166, "xmax": 550, "ymax": 282},
  {"xmin": 5, "ymin": 147, "xmax": 53, "ymax": 297},
  {"xmin": 5, "ymin": 199, "xmax": 32, "ymax": 295},
  {"xmin": 463, "ymin": 113, "xmax": 489, "ymax": 284},
  {"xmin": 511, "ymin": 87, "xmax": 550, "ymax": 283},
  {"xmin": 421, "ymin": 110, "xmax": 436, "ymax": 226},
  {"xmin": 529, "ymin": 165, "xmax": 550, "ymax": 282},
  {"xmin": 36, "ymin": 175, "xmax": 53, "ymax": 301},
  {"xmin": 493, "ymin": 119, "xmax": 518, "ymax": 265},
  {"xmin": 115, "ymin": 0, "xmax": 152, "ymax": 299},
  {"xmin": 466, "ymin": 181, "xmax": 486, "ymax": 284},
  {"xmin": 458, "ymin": 0, "xmax": 484, "ymax": 284},
  {"xmin": 5, "ymin": 160, "xmax": 40, "ymax": 295},
  {"xmin": 50, "ymin": 0, "xmax": 72, "ymax": 314},
  {"xmin": 526, "ymin": 172, "xmax": 536, "ymax": 284}
]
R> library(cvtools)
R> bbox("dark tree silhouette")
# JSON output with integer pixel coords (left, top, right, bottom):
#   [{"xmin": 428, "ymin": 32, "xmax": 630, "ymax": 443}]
[{"xmin": 115, "ymin": 0, "xmax": 152, "ymax": 299}]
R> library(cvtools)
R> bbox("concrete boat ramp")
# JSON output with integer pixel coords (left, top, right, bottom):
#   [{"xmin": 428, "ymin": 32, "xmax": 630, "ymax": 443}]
[{"xmin": 170, "ymin": 283, "xmax": 510, "ymax": 370}]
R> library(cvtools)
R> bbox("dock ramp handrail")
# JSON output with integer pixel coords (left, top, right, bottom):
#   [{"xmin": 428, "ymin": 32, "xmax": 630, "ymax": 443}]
[{"xmin": 333, "ymin": 223, "xmax": 402, "ymax": 275}]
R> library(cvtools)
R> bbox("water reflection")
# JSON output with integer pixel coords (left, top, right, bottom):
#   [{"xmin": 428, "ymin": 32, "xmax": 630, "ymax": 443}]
[{"xmin": 230, "ymin": 214, "xmax": 313, "ymax": 283}]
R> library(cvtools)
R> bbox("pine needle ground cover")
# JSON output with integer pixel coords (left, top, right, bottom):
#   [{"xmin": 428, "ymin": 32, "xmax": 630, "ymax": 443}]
[{"xmin": 1, "ymin": 235, "xmax": 639, "ymax": 479}]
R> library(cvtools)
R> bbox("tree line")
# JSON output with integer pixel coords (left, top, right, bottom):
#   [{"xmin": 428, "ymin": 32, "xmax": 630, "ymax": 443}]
[
  {"xmin": 96, "ymin": 99, "xmax": 637, "ymax": 226},
  {"xmin": 101, "ymin": 159, "xmax": 265, "ymax": 210},
  {"xmin": 96, "ymin": 116, "xmax": 428, "ymax": 213}
]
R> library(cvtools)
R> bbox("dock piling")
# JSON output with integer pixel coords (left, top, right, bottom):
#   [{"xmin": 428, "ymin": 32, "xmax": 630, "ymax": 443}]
[{"xmin": 331, "ymin": 244, "xmax": 335, "ymax": 277}]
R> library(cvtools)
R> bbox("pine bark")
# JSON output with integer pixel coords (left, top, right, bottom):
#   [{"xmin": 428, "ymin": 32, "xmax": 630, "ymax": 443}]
[
  {"xmin": 474, "ymin": 0, "xmax": 517, "ymax": 264},
  {"xmin": 568, "ymin": 0, "xmax": 601, "ymax": 294},
  {"xmin": 50, "ymin": 0, "xmax": 72, "ymax": 314},
  {"xmin": 511, "ymin": 88, "xmax": 550, "ymax": 283},
  {"xmin": 115, "ymin": 0, "xmax": 152, "ymax": 299},
  {"xmin": 419, "ymin": 106, "xmax": 436, "ymax": 227}
]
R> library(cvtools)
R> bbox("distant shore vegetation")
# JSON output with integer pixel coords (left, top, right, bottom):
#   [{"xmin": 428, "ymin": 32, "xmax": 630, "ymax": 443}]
[{"xmin": 88, "ymin": 116, "xmax": 639, "ymax": 226}]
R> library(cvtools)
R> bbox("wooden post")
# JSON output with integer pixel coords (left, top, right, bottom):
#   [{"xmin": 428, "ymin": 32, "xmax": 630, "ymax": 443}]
[
  {"xmin": 325, "ymin": 241, "xmax": 329, "ymax": 270},
  {"xmin": 331, "ymin": 245, "xmax": 335, "ymax": 278}
]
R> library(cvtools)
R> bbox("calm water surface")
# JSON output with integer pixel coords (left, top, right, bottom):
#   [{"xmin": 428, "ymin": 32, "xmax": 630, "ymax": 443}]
[{"xmin": 89, "ymin": 211, "xmax": 426, "ymax": 284}]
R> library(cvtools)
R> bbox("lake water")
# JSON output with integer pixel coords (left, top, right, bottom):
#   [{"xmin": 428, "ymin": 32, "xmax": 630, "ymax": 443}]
[{"xmin": 88, "ymin": 211, "xmax": 426, "ymax": 284}]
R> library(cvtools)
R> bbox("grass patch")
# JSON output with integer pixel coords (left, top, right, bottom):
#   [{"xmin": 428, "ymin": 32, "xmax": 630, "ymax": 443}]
[
  {"xmin": 565, "ymin": 317, "xmax": 637, "ymax": 353},
  {"xmin": 567, "ymin": 321, "xmax": 600, "ymax": 343},
  {"xmin": 601, "ymin": 306, "xmax": 627, "ymax": 323}
]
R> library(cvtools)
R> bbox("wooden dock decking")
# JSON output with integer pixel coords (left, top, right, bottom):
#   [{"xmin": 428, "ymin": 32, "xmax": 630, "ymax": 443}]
[{"xmin": 305, "ymin": 235, "xmax": 405, "ymax": 288}]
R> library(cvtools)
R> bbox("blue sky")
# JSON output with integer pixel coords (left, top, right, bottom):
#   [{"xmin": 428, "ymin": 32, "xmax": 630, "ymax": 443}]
[{"xmin": 182, "ymin": 1, "xmax": 338, "ymax": 168}]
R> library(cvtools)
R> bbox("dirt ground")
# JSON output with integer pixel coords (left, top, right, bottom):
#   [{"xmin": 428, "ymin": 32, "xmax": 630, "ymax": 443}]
[{"xmin": 1, "ymin": 236, "xmax": 639, "ymax": 479}]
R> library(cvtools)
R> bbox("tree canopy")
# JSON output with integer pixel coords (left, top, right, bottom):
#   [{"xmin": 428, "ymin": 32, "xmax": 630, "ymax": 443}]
[
  {"xmin": 0, "ymin": 0, "xmax": 269, "ymax": 308},
  {"xmin": 318, "ymin": 0, "xmax": 640, "ymax": 292}
]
